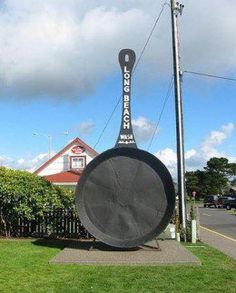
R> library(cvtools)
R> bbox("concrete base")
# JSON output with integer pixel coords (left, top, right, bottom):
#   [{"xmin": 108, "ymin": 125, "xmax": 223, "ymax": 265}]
[{"xmin": 49, "ymin": 240, "xmax": 201, "ymax": 266}]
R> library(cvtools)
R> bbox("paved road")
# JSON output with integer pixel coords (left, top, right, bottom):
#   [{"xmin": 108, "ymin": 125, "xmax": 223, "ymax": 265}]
[{"xmin": 198, "ymin": 206, "xmax": 236, "ymax": 239}]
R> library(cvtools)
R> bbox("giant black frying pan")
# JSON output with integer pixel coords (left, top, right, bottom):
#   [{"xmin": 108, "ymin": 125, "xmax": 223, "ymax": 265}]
[{"xmin": 76, "ymin": 49, "xmax": 175, "ymax": 248}]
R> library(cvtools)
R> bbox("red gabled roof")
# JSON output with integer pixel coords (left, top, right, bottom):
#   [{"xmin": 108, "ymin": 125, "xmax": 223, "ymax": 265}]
[
  {"xmin": 34, "ymin": 137, "xmax": 98, "ymax": 175},
  {"xmin": 44, "ymin": 171, "xmax": 81, "ymax": 183}
]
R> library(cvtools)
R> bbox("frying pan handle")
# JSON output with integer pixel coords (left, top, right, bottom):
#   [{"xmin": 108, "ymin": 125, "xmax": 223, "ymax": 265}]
[
  {"xmin": 115, "ymin": 49, "xmax": 137, "ymax": 148},
  {"xmin": 119, "ymin": 49, "xmax": 136, "ymax": 73}
]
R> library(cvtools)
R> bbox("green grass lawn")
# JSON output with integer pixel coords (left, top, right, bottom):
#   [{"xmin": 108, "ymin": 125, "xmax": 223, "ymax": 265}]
[{"xmin": 0, "ymin": 239, "xmax": 235, "ymax": 293}]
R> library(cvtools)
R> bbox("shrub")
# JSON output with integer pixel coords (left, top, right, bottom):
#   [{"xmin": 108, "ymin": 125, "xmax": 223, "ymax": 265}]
[{"xmin": 0, "ymin": 167, "xmax": 74, "ymax": 237}]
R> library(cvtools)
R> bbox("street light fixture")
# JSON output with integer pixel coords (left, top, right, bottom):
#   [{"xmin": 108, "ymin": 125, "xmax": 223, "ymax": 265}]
[{"xmin": 33, "ymin": 131, "xmax": 69, "ymax": 160}]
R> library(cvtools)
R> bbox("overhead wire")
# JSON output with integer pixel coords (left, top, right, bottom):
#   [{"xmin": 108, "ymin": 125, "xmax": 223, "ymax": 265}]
[
  {"xmin": 147, "ymin": 76, "xmax": 174, "ymax": 151},
  {"xmin": 147, "ymin": 69, "xmax": 236, "ymax": 150},
  {"xmin": 93, "ymin": 98, "xmax": 121, "ymax": 149},
  {"xmin": 146, "ymin": 68, "xmax": 236, "ymax": 150},
  {"xmin": 183, "ymin": 70, "xmax": 236, "ymax": 82},
  {"xmin": 133, "ymin": 2, "xmax": 168, "ymax": 74},
  {"xmin": 93, "ymin": 2, "xmax": 168, "ymax": 149}
]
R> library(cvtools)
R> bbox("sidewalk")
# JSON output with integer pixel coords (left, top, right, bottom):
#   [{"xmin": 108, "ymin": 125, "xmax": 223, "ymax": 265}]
[{"xmin": 200, "ymin": 226, "xmax": 236, "ymax": 260}]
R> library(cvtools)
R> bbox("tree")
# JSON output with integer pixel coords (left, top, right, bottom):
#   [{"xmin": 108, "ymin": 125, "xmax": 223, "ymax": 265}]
[
  {"xmin": 185, "ymin": 171, "xmax": 200, "ymax": 195},
  {"xmin": 0, "ymin": 167, "xmax": 74, "ymax": 237},
  {"xmin": 185, "ymin": 157, "xmax": 236, "ymax": 197},
  {"xmin": 204, "ymin": 157, "xmax": 232, "ymax": 194},
  {"xmin": 186, "ymin": 170, "xmax": 211, "ymax": 197}
]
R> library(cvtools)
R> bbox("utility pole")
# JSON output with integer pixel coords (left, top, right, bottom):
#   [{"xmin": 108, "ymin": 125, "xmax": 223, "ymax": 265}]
[
  {"xmin": 48, "ymin": 135, "xmax": 52, "ymax": 159},
  {"xmin": 170, "ymin": 0, "xmax": 187, "ymax": 240}
]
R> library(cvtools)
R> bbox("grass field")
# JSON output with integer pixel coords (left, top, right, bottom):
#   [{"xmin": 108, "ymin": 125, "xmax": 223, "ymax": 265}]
[{"xmin": 0, "ymin": 239, "xmax": 235, "ymax": 293}]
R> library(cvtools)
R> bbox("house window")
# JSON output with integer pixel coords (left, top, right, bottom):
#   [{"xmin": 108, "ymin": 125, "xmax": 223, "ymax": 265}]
[{"xmin": 70, "ymin": 156, "xmax": 86, "ymax": 170}]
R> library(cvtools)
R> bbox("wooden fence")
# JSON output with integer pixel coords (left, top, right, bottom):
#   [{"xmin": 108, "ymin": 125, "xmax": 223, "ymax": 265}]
[{"xmin": 16, "ymin": 209, "xmax": 92, "ymax": 238}]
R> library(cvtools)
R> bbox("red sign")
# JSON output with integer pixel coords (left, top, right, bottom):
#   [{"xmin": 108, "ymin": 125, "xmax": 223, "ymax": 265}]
[
  {"xmin": 192, "ymin": 191, "xmax": 196, "ymax": 198},
  {"xmin": 71, "ymin": 145, "xmax": 85, "ymax": 154}
]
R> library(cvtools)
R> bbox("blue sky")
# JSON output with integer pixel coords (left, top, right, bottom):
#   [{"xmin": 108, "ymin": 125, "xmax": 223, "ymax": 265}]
[{"xmin": 0, "ymin": 0, "xmax": 235, "ymax": 176}]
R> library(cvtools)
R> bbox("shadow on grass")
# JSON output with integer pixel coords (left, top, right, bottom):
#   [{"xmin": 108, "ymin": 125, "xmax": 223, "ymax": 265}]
[
  {"xmin": 33, "ymin": 238, "xmax": 157, "ymax": 251},
  {"xmin": 33, "ymin": 238, "xmax": 82, "ymax": 250}
]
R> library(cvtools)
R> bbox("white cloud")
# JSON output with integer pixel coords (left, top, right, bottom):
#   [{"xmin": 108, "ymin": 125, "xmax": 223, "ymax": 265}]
[
  {"xmin": 0, "ymin": 152, "xmax": 48, "ymax": 172},
  {"xmin": 155, "ymin": 123, "xmax": 236, "ymax": 178},
  {"xmin": 132, "ymin": 116, "xmax": 158, "ymax": 142},
  {"xmin": 0, "ymin": 155, "xmax": 12, "ymax": 166},
  {"xmin": 1, "ymin": 123, "xmax": 235, "ymax": 178},
  {"xmin": 0, "ymin": 1, "xmax": 236, "ymax": 100},
  {"xmin": 199, "ymin": 123, "xmax": 235, "ymax": 162},
  {"xmin": 0, "ymin": 2, "xmax": 152, "ymax": 99},
  {"xmin": 185, "ymin": 149, "xmax": 197, "ymax": 160},
  {"xmin": 155, "ymin": 148, "xmax": 177, "ymax": 175},
  {"xmin": 17, "ymin": 158, "xmax": 25, "ymax": 165},
  {"xmin": 77, "ymin": 120, "xmax": 95, "ymax": 135},
  {"xmin": 67, "ymin": 120, "xmax": 95, "ymax": 136}
]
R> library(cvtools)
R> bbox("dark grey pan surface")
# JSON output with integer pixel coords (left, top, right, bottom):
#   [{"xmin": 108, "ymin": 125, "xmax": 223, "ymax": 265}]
[{"xmin": 76, "ymin": 147, "xmax": 175, "ymax": 248}]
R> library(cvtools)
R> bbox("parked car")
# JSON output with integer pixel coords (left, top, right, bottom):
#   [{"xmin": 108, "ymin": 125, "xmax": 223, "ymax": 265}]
[
  {"xmin": 203, "ymin": 195, "xmax": 219, "ymax": 208},
  {"xmin": 217, "ymin": 196, "xmax": 233, "ymax": 208},
  {"xmin": 225, "ymin": 197, "xmax": 236, "ymax": 210}
]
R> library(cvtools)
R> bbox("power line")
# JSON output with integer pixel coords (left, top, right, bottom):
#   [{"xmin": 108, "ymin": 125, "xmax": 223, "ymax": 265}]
[
  {"xmin": 183, "ymin": 70, "xmax": 236, "ymax": 82},
  {"xmin": 93, "ymin": 98, "xmax": 121, "ymax": 149},
  {"xmin": 147, "ymin": 68, "xmax": 236, "ymax": 151},
  {"xmin": 133, "ymin": 3, "xmax": 168, "ymax": 73},
  {"xmin": 147, "ymin": 76, "xmax": 174, "ymax": 151},
  {"xmin": 93, "ymin": 3, "xmax": 167, "ymax": 149}
]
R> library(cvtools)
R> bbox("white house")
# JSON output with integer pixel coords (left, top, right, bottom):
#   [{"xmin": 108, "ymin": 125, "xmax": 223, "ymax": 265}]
[{"xmin": 34, "ymin": 137, "xmax": 98, "ymax": 187}]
